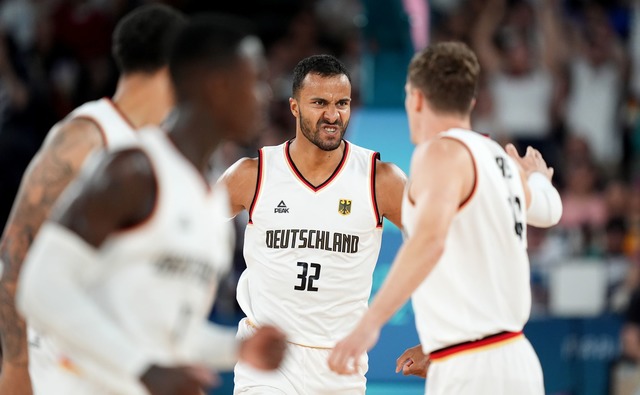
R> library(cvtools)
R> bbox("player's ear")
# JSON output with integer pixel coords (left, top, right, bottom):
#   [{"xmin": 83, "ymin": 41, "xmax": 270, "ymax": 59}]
[
  {"xmin": 469, "ymin": 97, "xmax": 477, "ymax": 113},
  {"xmin": 412, "ymin": 88, "xmax": 424, "ymax": 113},
  {"xmin": 289, "ymin": 97, "xmax": 299, "ymax": 118}
]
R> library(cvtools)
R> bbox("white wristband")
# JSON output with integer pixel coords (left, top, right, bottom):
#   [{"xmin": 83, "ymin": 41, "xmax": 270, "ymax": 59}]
[{"xmin": 526, "ymin": 172, "xmax": 563, "ymax": 228}]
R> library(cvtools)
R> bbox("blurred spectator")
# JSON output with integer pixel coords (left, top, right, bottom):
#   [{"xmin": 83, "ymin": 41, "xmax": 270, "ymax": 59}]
[
  {"xmin": 563, "ymin": 3, "xmax": 627, "ymax": 173},
  {"xmin": 472, "ymin": 0, "xmax": 564, "ymax": 167},
  {"xmin": 559, "ymin": 160, "xmax": 607, "ymax": 233}
]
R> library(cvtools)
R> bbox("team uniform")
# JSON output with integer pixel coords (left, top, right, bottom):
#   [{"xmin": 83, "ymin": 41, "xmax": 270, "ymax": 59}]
[
  {"xmin": 29, "ymin": 127, "xmax": 234, "ymax": 395},
  {"xmin": 235, "ymin": 140, "xmax": 382, "ymax": 394},
  {"xmin": 28, "ymin": 97, "xmax": 140, "ymax": 395},
  {"xmin": 403, "ymin": 129, "xmax": 544, "ymax": 395}
]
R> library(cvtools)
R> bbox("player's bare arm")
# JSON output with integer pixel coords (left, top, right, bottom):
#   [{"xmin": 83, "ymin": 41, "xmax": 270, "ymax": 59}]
[
  {"xmin": 0, "ymin": 118, "xmax": 103, "ymax": 395},
  {"xmin": 329, "ymin": 138, "xmax": 474, "ymax": 374},
  {"xmin": 374, "ymin": 160, "xmax": 407, "ymax": 229},
  {"xmin": 51, "ymin": 148, "xmax": 156, "ymax": 245},
  {"xmin": 217, "ymin": 157, "xmax": 258, "ymax": 217}
]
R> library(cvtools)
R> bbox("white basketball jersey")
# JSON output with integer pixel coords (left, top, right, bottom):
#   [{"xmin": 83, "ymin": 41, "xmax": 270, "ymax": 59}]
[
  {"xmin": 238, "ymin": 140, "xmax": 383, "ymax": 348},
  {"xmin": 404, "ymin": 129, "xmax": 530, "ymax": 355},
  {"xmin": 43, "ymin": 127, "xmax": 233, "ymax": 395},
  {"xmin": 29, "ymin": 97, "xmax": 139, "ymax": 394}
]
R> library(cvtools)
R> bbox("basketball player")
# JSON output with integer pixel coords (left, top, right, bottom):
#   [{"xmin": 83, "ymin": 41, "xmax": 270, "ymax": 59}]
[
  {"xmin": 218, "ymin": 54, "xmax": 406, "ymax": 394},
  {"xmin": 328, "ymin": 42, "xmax": 562, "ymax": 395},
  {"xmin": 16, "ymin": 15, "xmax": 285, "ymax": 395},
  {"xmin": 0, "ymin": 5, "xmax": 186, "ymax": 395}
]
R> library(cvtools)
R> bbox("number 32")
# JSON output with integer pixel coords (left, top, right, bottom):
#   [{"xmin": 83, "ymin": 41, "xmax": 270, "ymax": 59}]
[{"xmin": 294, "ymin": 262, "xmax": 321, "ymax": 292}]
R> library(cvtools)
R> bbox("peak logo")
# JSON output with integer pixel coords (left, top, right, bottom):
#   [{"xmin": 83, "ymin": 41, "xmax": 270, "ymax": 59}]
[{"xmin": 274, "ymin": 200, "xmax": 289, "ymax": 213}]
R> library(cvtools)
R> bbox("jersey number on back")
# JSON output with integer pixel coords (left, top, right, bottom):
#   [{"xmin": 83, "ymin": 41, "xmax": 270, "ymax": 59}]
[
  {"xmin": 294, "ymin": 262, "xmax": 321, "ymax": 292},
  {"xmin": 496, "ymin": 156, "xmax": 524, "ymax": 240}
]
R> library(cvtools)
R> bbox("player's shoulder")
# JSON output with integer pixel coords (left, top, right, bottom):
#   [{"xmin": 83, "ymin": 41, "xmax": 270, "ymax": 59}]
[{"xmin": 43, "ymin": 114, "xmax": 104, "ymax": 153}]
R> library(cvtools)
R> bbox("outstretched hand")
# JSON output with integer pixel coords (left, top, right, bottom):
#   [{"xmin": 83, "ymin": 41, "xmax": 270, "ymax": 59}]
[
  {"xmin": 395, "ymin": 344, "xmax": 429, "ymax": 378},
  {"xmin": 328, "ymin": 319, "xmax": 380, "ymax": 375},
  {"xmin": 505, "ymin": 144, "xmax": 554, "ymax": 180}
]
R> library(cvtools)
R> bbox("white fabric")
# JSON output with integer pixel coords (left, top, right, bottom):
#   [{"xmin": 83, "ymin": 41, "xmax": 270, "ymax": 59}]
[
  {"xmin": 490, "ymin": 70, "xmax": 553, "ymax": 138},
  {"xmin": 425, "ymin": 337, "xmax": 544, "ymax": 395},
  {"xmin": 404, "ymin": 129, "xmax": 531, "ymax": 355},
  {"xmin": 17, "ymin": 223, "xmax": 151, "ymax": 395},
  {"xmin": 239, "ymin": 140, "xmax": 383, "ymax": 348},
  {"xmin": 233, "ymin": 318, "xmax": 367, "ymax": 395},
  {"xmin": 565, "ymin": 57, "xmax": 621, "ymax": 165},
  {"xmin": 28, "ymin": 97, "xmax": 140, "ymax": 395},
  {"xmin": 23, "ymin": 128, "xmax": 235, "ymax": 395},
  {"xmin": 526, "ymin": 172, "xmax": 562, "ymax": 228},
  {"xmin": 182, "ymin": 322, "xmax": 239, "ymax": 370},
  {"xmin": 67, "ymin": 98, "xmax": 139, "ymax": 150}
]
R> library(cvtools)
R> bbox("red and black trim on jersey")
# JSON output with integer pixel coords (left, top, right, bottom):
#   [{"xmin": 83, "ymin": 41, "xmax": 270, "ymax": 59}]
[
  {"xmin": 370, "ymin": 152, "xmax": 383, "ymax": 227},
  {"xmin": 106, "ymin": 97, "xmax": 137, "ymax": 131},
  {"xmin": 284, "ymin": 139, "xmax": 350, "ymax": 192},
  {"xmin": 248, "ymin": 148, "xmax": 264, "ymax": 224},
  {"xmin": 429, "ymin": 331, "xmax": 523, "ymax": 362},
  {"xmin": 440, "ymin": 136, "xmax": 478, "ymax": 211}
]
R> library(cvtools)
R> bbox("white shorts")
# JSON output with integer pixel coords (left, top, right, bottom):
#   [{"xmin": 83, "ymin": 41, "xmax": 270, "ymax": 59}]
[
  {"xmin": 234, "ymin": 318, "xmax": 367, "ymax": 395},
  {"xmin": 426, "ymin": 335, "xmax": 544, "ymax": 395},
  {"xmin": 28, "ymin": 327, "xmax": 58, "ymax": 395}
]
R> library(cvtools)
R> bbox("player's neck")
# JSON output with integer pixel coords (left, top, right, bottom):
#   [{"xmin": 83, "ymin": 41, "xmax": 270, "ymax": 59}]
[
  {"xmin": 423, "ymin": 112, "xmax": 471, "ymax": 142},
  {"xmin": 288, "ymin": 136, "xmax": 345, "ymax": 186},
  {"xmin": 168, "ymin": 105, "xmax": 222, "ymax": 175},
  {"xmin": 111, "ymin": 69, "xmax": 173, "ymax": 129}
]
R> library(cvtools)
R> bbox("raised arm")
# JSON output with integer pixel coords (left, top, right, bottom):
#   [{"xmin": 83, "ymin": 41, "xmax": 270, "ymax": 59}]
[
  {"xmin": 375, "ymin": 160, "xmax": 407, "ymax": 229},
  {"xmin": 538, "ymin": 0, "xmax": 569, "ymax": 74},
  {"xmin": 216, "ymin": 157, "xmax": 259, "ymax": 217},
  {"xmin": 471, "ymin": 0, "xmax": 506, "ymax": 76},
  {"xmin": 0, "ymin": 118, "xmax": 103, "ymax": 395}
]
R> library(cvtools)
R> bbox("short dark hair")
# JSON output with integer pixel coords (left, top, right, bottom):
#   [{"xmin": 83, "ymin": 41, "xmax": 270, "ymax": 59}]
[
  {"xmin": 169, "ymin": 14, "xmax": 252, "ymax": 101},
  {"xmin": 408, "ymin": 42, "xmax": 480, "ymax": 115},
  {"xmin": 112, "ymin": 4, "xmax": 187, "ymax": 74},
  {"xmin": 292, "ymin": 55, "xmax": 351, "ymax": 97}
]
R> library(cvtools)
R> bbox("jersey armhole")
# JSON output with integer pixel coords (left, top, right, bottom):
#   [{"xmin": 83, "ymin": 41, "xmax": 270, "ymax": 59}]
[
  {"xmin": 108, "ymin": 148, "xmax": 160, "ymax": 236},
  {"xmin": 440, "ymin": 136, "xmax": 478, "ymax": 211},
  {"xmin": 370, "ymin": 152, "xmax": 383, "ymax": 227},
  {"xmin": 248, "ymin": 149, "xmax": 263, "ymax": 224},
  {"xmin": 72, "ymin": 115, "xmax": 108, "ymax": 148}
]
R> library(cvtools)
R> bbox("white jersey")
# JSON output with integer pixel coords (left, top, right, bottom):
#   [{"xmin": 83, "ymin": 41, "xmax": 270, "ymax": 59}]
[
  {"xmin": 238, "ymin": 140, "xmax": 383, "ymax": 348},
  {"xmin": 41, "ymin": 127, "xmax": 234, "ymax": 395},
  {"xmin": 28, "ymin": 97, "xmax": 139, "ymax": 394},
  {"xmin": 404, "ymin": 129, "xmax": 530, "ymax": 355}
]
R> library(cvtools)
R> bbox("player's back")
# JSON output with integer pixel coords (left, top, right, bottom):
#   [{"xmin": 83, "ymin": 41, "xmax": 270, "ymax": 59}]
[
  {"xmin": 239, "ymin": 140, "xmax": 383, "ymax": 348},
  {"xmin": 404, "ymin": 128, "xmax": 531, "ymax": 354},
  {"xmin": 28, "ymin": 97, "xmax": 139, "ymax": 395}
]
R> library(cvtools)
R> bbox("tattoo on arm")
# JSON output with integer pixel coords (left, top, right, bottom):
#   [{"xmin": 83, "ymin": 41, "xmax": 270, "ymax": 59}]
[{"xmin": 0, "ymin": 120, "xmax": 102, "ymax": 366}]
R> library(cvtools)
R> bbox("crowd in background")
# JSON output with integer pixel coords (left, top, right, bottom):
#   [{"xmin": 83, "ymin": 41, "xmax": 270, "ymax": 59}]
[{"xmin": 1, "ymin": 0, "xmax": 640, "ymax": 365}]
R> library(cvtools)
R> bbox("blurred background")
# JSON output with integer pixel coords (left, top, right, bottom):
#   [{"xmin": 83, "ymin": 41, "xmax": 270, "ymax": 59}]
[{"xmin": 1, "ymin": 0, "xmax": 640, "ymax": 394}]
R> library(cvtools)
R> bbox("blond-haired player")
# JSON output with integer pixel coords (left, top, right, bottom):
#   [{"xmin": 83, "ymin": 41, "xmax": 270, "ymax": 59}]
[{"xmin": 329, "ymin": 42, "xmax": 562, "ymax": 395}]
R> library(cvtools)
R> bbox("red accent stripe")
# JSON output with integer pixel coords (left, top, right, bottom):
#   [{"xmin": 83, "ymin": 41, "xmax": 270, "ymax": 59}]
[
  {"xmin": 429, "ymin": 331, "xmax": 522, "ymax": 361},
  {"xmin": 284, "ymin": 140, "xmax": 350, "ymax": 192},
  {"xmin": 248, "ymin": 149, "xmax": 263, "ymax": 224},
  {"xmin": 440, "ymin": 136, "xmax": 477, "ymax": 210},
  {"xmin": 370, "ymin": 152, "xmax": 382, "ymax": 227},
  {"xmin": 105, "ymin": 97, "xmax": 137, "ymax": 130}
]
